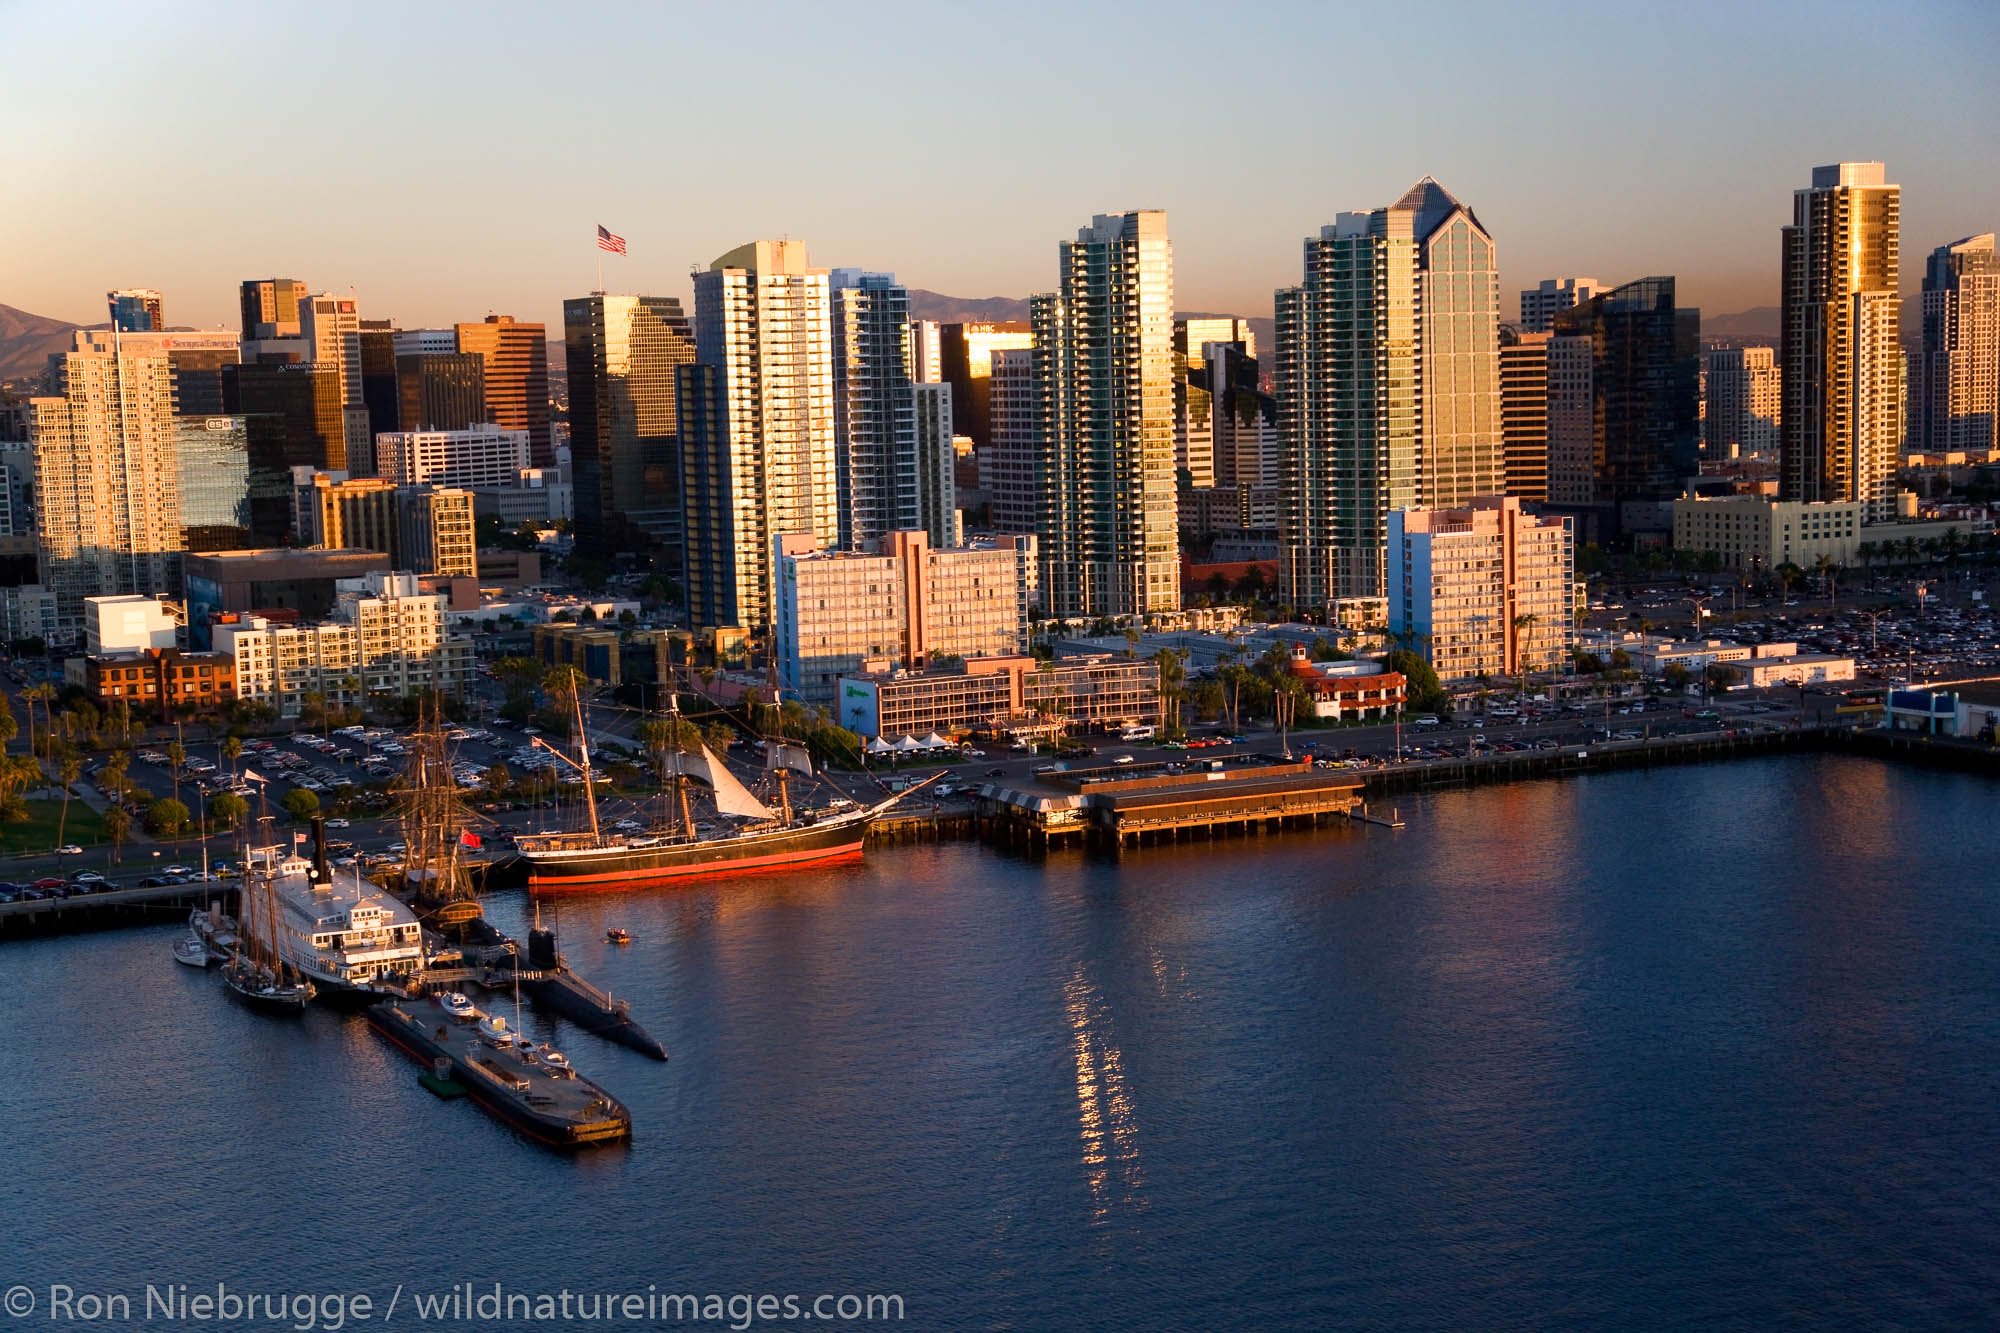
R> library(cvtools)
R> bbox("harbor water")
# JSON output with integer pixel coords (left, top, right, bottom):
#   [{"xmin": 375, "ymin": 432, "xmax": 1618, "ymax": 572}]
[{"xmin": 3, "ymin": 754, "xmax": 1996, "ymax": 1330}]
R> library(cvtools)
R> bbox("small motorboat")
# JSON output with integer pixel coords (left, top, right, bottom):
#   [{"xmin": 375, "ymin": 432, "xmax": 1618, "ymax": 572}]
[
  {"xmin": 436, "ymin": 991, "xmax": 478, "ymax": 1021},
  {"xmin": 606, "ymin": 928, "xmax": 631, "ymax": 945},
  {"xmin": 173, "ymin": 934, "xmax": 213, "ymax": 968},
  {"xmin": 479, "ymin": 1013, "xmax": 515, "ymax": 1047},
  {"xmin": 541, "ymin": 1047, "xmax": 574, "ymax": 1076}
]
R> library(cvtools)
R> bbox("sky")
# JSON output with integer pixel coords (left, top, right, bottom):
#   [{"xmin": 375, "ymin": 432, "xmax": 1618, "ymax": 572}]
[{"xmin": 3, "ymin": 0, "xmax": 1997, "ymax": 332}]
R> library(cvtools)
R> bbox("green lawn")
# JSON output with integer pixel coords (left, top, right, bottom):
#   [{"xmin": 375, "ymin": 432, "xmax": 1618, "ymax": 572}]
[{"xmin": 0, "ymin": 797, "xmax": 113, "ymax": 855}]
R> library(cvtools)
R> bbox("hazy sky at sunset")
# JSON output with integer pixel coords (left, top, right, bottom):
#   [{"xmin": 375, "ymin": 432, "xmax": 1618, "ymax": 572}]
[{"xmin": 4, "ymin": 0, "xmax": 1996, "ymax": 331}]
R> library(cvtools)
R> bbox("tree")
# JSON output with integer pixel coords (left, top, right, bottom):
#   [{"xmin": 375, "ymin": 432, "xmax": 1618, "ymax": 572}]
[
  {"xmin": 1511, "ymin": 611, "xmax": 1540, "ymax": 697},
  {"xmin": 104, "ymin": 807, "xmax": 132, "ymax": 863},
  {"xmin": 281, "ymin": 787, "xmax": 320, "ymax": 822},
  {"xmin": 220, "ymin": 735, "xmax": 243, "ymax": 782},
  {"xmin": 166, "ymin": 740, "xmax": 187, "ymax": 807},
  {"xmin": 54, "ymin": 754, "xmax": 82, "ymax": 849},
  {"xmin": 1662, "ymin": 662, "xmax": 1694, "ymax": 693},
  {"xmin": 207, "ymin": 790, "xmax": 248, "ymax": 832},
  {"xmin": 145, "ymin": 797, "xmax": 191, "ymax": 838},
  {"xmin": 1383, "ymin": 649, "xmax": 1449, "ymax": 716},
  {"xmin": 21, "ymin": 682, "xmax": 56, "ymax": 760},
  {"xmin": 1706, "ymin": 663, "xmax": 1741, "ymax": 694},
  {"xmin": 0, "ymin": 692, "xmax": 16, "ymax": 753}
]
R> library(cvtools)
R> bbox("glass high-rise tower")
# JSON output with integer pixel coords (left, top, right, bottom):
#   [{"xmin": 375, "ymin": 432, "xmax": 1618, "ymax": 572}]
[
  {"xmin": 1780, "ymin": 162, "xmax": 1902, "ymax": 519},
  {"xmin": 1031, "ymin": 210, "xmax": 1179, "ymax": 618},
  {"xmin": 563, "ymin": 293, "xmax": 697, "ymax": 557},
  {"xmin": 1276, "ymin": 177, "xmax": 1503, "ymax": 605}
]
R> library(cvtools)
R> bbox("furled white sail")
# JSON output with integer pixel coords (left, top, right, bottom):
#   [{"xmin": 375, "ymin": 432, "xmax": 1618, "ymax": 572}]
[
  {"xmin": 764, "ymin": 743, "xmax": 815, "ymax": 777},
  {"xmin": 682, "ymin": 745, "xmax": 774, "ymax": 819}
]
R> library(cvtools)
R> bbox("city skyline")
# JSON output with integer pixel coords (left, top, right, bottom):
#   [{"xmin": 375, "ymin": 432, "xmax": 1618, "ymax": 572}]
[{"xmin": 4, "ymin": 2, "xmax": 1997, "ymax": 331}]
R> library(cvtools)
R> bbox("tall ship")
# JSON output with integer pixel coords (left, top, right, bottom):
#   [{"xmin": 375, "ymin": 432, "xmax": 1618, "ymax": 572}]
[
  {"xmin": 233, "ymin": 829, "xmax": 427, "ymax": 1003},
  {"xmin": 516, "ymin": 697, "xmax": 910, "ymax": 894},
  {"xmin": 223, "ymin": 852, "xmax": 316, "ymax": 1015}
]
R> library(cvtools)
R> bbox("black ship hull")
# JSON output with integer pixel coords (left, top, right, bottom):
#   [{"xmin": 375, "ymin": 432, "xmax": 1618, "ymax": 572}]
[{"xmin": 520, "ymin": 814, "xmax": 870, "ymax": 893}]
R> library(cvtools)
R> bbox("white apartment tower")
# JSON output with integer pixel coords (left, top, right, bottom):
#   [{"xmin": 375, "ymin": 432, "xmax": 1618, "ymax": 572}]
[
  {"xmin": 28, "ymin": 332, "xmax": 184, "ymax": 630},
  {"xmin": 1704, "ymin": 346, "xmax": 1781, "ymax": 458},
  {"xmin": 680, "ymin": 240, "xmax": 838, "ymax": 632},
  {"xmin": 1919, "ymin": 233, "xmax": 2000, "ymax": 453},
  {"xmin": 1519, "ymin": 278, "xmax": 1608, "ymax": 334}
]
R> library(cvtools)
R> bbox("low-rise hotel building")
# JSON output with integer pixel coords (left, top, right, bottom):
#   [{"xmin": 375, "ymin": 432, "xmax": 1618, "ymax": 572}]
[{"xmin": 836, "ymin": 654, "xmax": 1160, "ymax": 741}]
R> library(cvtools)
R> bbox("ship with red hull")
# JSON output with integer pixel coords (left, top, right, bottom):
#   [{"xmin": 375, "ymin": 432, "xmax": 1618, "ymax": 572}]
[
  {"xmin": 518, "ymin": 808, "xmax": 872, "ymax": 892},
  {"xmin": 514, "ymin": 694, "xmax": 919, "ymax": 895}
]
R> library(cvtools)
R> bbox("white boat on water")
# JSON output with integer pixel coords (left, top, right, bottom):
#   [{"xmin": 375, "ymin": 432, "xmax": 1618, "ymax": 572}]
[
  {"xmin": 172, "ymin": 933, "xmax": 213, "ymax": 968},
  {"xmin": 235, "ymin": 844, "xmax": 426, "ymax": 1001}
]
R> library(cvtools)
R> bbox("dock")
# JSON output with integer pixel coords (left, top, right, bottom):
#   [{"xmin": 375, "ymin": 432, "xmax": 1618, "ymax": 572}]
[
  {"xmin": 0, "ymin": 881, "xmax": 236, "ymax": 940},
  {"xmin": 974, "ymin": 755, "xmax": 1364, "ymax": 853}
]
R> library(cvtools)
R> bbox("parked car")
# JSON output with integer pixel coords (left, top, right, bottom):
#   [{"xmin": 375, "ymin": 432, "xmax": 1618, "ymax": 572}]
[
  {"xmin": 56, "ymin": 844, "xmax": 83, "ymax": 856},
  {"xmin": 325, "ymin": 817, "xmax": 350, "ymax": 829}
]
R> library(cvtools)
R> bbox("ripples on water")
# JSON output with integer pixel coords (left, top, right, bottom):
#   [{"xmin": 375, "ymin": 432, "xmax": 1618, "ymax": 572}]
[{"xmin": 3, "ymin": 755, "xmax": 1996, "ymax": 1330}]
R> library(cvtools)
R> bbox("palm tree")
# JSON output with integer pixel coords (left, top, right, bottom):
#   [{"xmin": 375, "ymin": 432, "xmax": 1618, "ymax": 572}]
[
  {"xmin": 166, "ymin": 739, "xmax": 186, "ymax": 809},
  {"xmin": 220, "ymin": 735, "xmax": 243, "ymax": 784},
  {"xmin": 21, "ymin": 682, "xmax": 56, "ymax": 761},
  {"xmin": 54, "ymin": 754, "xmax": 81, "ymax": 850},
  {"xmin": 104, "ymin": 807, "xmax": 131, "ymax": 864},
  {"xmin": 1511, "ymin": 612, "xmax": 1540, "ymax": 699}
]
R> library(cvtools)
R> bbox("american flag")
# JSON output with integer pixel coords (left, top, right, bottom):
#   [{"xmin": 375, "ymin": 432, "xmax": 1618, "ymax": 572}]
[{"xmin": 596, "ymin": 224, "xmax": 627, "ymax": 255}]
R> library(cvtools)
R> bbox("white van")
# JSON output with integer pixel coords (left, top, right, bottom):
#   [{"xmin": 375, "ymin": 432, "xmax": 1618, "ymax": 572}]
[{"xmin": 1119, "ymin": 725, "xmax": 1157, "ymax": 742}]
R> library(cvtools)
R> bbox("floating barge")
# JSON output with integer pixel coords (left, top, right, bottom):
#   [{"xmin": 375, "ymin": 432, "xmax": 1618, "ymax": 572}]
[
  {"xmin": 368, "ymin": 996, "xmax": 631, "ymax": 1149},
  {"xmin": 973, "ymin": 755, "xmax": 1365, "ymax": 853}
]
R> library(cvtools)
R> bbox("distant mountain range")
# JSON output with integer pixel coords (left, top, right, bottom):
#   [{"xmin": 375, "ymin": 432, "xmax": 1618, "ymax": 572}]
[
  {"xmin": 1701, "ymin": 306, "xmax": 1780, "ymax": 340},
  {"xmin": 0, "ymin": 304, "xmax": 89, "ymax": 383}
]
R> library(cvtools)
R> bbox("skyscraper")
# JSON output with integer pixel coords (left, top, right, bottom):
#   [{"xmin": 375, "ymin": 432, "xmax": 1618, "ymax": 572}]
[
  {"xmin": 829, "ymin": 270, "xmax": 919, "ymax": 549},
  {"xmin": 913, "ymin": 382, "xmax": 958, "ymax": 546},
  {"xmin": 679, "ymin": 241, "xmax": 837, "ymax": 631},
  {"xmin": 565, "ymin": 293, "xmax": 697, "ymax": 556},
  {"xmin": 107, "ymin": 289, "xmax": 164, "ymax": 332},
  {"xmin": 1499, "ymin": 327, "xmax": 1551, "ymax": 502},
  {"xmin": 1519, "ymin": 277, "xmax": 1608, "ymax": 334},
  {"xmin": 1781, "ymin": 162, "xmax": 1902, "ymax": 519},
  {"xmin": 239, "ymin": 278, "xmax": 310, "ymax": 340},
  {"xmin": 939, "ymin": 322, "xmax": 1034, "ymax": 448},
  {"xmin": 982, "ymin": 346, "xmax": 1038, "ymax": 535},
  {"xmin": 908, "ymin": 320, "xmax": 944, "ymax": 384},
  {"xmin": 222, "ymin": 362, "xmax": 347, "ymax": 542},
  {"xmin": 27, "ymin": 333, "xmax": 184, "ymax": 629},
  {"xmin": 1918, "ymin": 233, "xmax": 1999, "ymax": 453},
  {"xmin": 1704, "ymin": 346, "xmax": 1780, "ymax": 458},
  {"xmin": 394, "ymin": 352, "xmax": 486, "ymax": 434},
  {"xmin": 300, "ymin": 293, "xmax": 371, "ymax": 473},
  {"xmin": 1277, "ymin": 177, "xmax": 1503, "ymax": 604},
  {"xmin": 357, "ymin": 319, "xmax": 401, "ymax": 445},
  {"xmin": 455, "ymin": 315, "xmax": 553, "ymax": 465},
  {"xmin": 1549, "ymin": 277, "xmax": 1701, "ymax": 515},
  {"xmin": 174, "ymin": 415, "xmax": 252, "ymax": 551},
  {"xmin": 1032, "ymin": 210, "xmax": 1179, "ymax": 618}
]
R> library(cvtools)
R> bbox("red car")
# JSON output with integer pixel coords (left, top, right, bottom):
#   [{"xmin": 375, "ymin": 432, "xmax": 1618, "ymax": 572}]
[{"xmin": 32, "ymin": 877, "xmax": 66, "ymax": 890}]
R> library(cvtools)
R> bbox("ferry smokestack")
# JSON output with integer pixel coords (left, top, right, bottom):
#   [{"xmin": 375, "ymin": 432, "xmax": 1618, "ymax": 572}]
[{"xmin": 311, "ymin": 814, "xmax": 329, "ymax": 882}]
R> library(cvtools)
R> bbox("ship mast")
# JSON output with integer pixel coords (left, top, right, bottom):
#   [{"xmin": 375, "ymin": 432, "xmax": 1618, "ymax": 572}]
[{"xmin": 573, "ymin": 688, "xmax": 600, "ymax": 844}]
